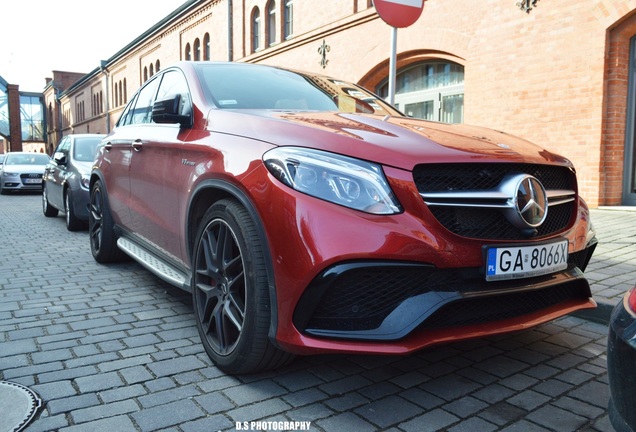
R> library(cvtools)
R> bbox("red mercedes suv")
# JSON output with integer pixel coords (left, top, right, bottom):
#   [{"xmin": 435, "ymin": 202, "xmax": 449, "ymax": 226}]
[{"xmin": 90, "ymin": 62, "xmax": 597, "ymax": 374}]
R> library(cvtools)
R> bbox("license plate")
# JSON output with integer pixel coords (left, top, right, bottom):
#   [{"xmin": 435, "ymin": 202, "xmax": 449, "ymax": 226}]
[
  {"xmin": 25, "ymin": 178, "xmax": 42, "ymax": 184},
  {"xmin": 485, "ymin": 240, "xmax": 568, "ymax": 281}
]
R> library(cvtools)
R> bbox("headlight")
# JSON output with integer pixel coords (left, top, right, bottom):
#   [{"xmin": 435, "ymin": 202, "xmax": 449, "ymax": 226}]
[
  {"xmin": 80, "ymin": 175, "xmax": 91, "ymax": 189},
  {"xmin": 264, "ymin": 147, "xmax": 402, "ymax": 215},
  {"xmin": 3, "ymin": 171, "xmax": 19, "ymax": 177}
]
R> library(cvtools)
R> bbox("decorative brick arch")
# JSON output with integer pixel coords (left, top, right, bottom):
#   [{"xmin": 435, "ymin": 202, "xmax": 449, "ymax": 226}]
[
  {"xmin": 358, "ymin": 50, "xmax": 466, "ymax": 91},
  {"xmin": 602, "ymin": 11, "xmax": 636, "ymax": 205}
]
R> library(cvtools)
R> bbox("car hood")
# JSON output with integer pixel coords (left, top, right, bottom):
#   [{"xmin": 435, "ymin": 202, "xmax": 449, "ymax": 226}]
[
  {"xmin": 206, "ymin": 110, "xmax": 572, "ymax": 170},
  {"xmin": 2, "ymin": 164, "xmax": 47, "ymax": 173},
  {"xmin": 72, "ymin": 161, "xmax": 93, "ymax": 175}
]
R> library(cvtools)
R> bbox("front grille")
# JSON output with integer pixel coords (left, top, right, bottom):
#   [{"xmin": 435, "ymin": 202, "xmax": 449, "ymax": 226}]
[
  {"xmin": 414, "ymin": 163, "xmax": 574, "ymax": 192},
  {"xmin": 413, "ymin": 163, "xmax": 577, "ymax": 240},
  {"xmin": 429, "ymin": 201, "xmax": 574, "ymax": 240}
]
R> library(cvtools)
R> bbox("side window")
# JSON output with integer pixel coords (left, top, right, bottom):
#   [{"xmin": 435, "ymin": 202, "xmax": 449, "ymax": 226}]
[
  {"xmin": 130, "ymin": 77, "xmax": 161, "ymax": 125},
  {"xmin": 117, "ymin": 93, "xmax": 138, "ymax": 127},
  {"xmin": 155, "ymin": 70, "xmax": 192, "ymax": 118},
  {"xmin": 54, "ymin": 137, "xmax": 70, "ymax": 163}
]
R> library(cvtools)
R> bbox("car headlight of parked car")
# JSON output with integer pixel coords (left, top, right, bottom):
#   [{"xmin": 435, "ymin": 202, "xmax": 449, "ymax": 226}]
[
  {"xmin": 264, "ymin": 147, "xmax": 402, "ymax": 215},
  {"xmin": 80, "ymin": 174, "xmax": 91, "ymax": 190},
  {"xmin": 3, "ymin": 171, "xmax": 19, "ymax": 178}
]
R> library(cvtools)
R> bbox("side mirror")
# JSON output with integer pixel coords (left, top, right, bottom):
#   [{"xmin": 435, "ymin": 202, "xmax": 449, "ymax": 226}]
[
  {"xmin": 53, "ymin": 152, "xmax": 67, "ymax": 165},
  {"xmin": 152, "ymin": 94, "xmax": 192, "ymax": 127}
]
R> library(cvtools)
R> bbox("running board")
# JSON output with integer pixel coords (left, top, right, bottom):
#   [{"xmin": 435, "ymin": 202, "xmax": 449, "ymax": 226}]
[{"xmin": 117, "ymin": 237, "xmax": 190, "ymax": 291}]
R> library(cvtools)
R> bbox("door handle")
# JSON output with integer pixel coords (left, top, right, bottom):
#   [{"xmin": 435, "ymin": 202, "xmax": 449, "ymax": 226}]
[
  {"xmin": 132, "ymin": 140, "xmax": 143, "ymax": 152},
  {"xmin": 104, "ymin": 142, "xmax": 112, "ymax": 151}
]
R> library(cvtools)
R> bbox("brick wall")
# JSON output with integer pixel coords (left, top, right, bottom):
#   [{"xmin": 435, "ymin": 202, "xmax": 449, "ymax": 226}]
[{"xmin": 52, "ymin": 0, "xmax": 636, "ymax": 206}]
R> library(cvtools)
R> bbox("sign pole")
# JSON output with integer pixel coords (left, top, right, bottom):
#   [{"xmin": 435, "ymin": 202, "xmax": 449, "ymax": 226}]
[
  {"xmin": 374, "ymin": 0, "xmax": 425, "ymax": 107},
  {"xmin": 388, "ymin": 26, "xmax": 397, "ymax": 106}
]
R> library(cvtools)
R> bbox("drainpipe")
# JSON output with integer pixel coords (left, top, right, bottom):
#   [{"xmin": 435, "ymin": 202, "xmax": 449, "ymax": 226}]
[
  {"xmin": 100, "ymin": 60, "xmax": 111, "ymax": 133},
  {"xmin": 227, "ymin": 0, "xmax": 234, "ymax": 61}
]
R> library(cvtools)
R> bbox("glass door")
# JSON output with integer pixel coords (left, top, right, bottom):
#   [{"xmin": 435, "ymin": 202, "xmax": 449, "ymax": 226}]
[{"xmin": 624, "ymin": 38, "xmax": 636, "ymax": 205}]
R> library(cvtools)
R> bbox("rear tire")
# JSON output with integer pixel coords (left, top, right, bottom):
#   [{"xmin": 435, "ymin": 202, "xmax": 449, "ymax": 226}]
[
  {"xmin": 192, "ymin": 199, "xmax": 294, "ymax": 374},
  {"xmin": 42, "ymin": 184, "xmax": 59, "ymax": 217},
  {"xmin": 89, "ymin": 180, "xmax": 126, "ymax": 262},
  {"xmin": 65, "ymin": 189, "xmax": 84, "ymax": 231}
]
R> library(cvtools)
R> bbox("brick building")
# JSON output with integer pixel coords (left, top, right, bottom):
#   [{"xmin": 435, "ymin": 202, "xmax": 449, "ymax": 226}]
[{"xmin": 43, "ymin": 0, "xmax": 636, "ymax": 207}]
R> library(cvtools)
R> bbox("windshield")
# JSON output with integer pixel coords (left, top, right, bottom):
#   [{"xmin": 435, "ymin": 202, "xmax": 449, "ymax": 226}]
[
  {"xmin": 195, "ymin": 64, "xmax": 400, "ymax": 116},
  {"xmin": 73, "ymin": 137, "xmax": 102, "ymax": 162},
  {"xmin": 5, "ymin": 153, "xmax": 50, "ymax": 165}
]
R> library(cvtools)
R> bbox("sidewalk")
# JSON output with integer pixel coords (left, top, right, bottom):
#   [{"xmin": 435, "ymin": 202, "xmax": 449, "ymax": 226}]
[{"xmin": 578, "ymin": 207, "xmax": 636, "ymax": 323}]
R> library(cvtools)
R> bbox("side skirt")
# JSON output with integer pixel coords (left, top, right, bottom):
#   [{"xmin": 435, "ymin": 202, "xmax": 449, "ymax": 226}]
[{"xmin": 117, "ymin": 237, "xmax": 191, "ymax": 291}]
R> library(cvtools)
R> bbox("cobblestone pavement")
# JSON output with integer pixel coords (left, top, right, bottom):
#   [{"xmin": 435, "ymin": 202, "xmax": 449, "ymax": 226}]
[{"xmin": 1, "ymin": 193, "xmax": 633, "ymax": 432}]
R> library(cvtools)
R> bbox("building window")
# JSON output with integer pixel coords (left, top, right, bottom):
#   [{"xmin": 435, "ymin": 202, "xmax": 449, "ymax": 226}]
[
  {"xmin": 284, "ymin": 0, "xmax": 293, "ymax": 40},
  {"xmin": 144, "ymin": 66, "xmax": 148, "ymax": 82},
  {"xmin": 185, "ymin": 43, "xmax": 192, "ymax": 60},
  {"xmin": 194, "ymin": 38, "xmax": 201, "ymax": 61},
  {"xmin": 252, "ymin": 7, "xmax": 261, "ymax": 53},
  {"xmin": 203, "ymin": 33, "xmax": 210, "ymax": 60},
  {"xmin": 378, "ymin": 61, "xmax": 465, "ymax": 124},
  {"xmin": 267, "ymin": 1, "xmax": 276, "ymax": 47}
]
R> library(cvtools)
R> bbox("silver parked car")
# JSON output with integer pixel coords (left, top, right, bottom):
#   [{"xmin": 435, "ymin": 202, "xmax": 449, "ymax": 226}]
[
  {"xmin": 0, "ymin": 152, "xmax": 50, "ymax": 194},
  {"xmin": 42, "ymin": 134, "xmax": 105, "ymax": 231}
]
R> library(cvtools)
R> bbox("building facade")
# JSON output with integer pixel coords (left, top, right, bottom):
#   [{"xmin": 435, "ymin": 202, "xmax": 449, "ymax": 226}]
[{"xmin": 44, "ymin": 0, "xmax": 636, "ymax": 207}]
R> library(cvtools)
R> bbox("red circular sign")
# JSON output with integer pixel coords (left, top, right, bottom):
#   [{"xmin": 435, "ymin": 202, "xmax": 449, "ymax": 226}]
[{"xmin": 374, "ymin": 0, "xmax": 425, "ymax": 28}]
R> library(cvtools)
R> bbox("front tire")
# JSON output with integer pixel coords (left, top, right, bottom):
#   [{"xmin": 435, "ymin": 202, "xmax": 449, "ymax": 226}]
[
  {"xmin": 65, "ymin": 189, "xmax": 84, "ymax": 231},
  {"xmin": 42, "ymin": 184, "xmax": 59, "ymax": 217},
  {"xmin": 192, "ymin": 199, "xmax": 293, "ymax": 374},
  {"xmin": 89, "ymin": 180, "xmax": 126, "ymax": 262}
]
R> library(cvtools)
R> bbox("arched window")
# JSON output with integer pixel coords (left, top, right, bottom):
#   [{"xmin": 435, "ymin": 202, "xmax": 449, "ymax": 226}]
[
  {"xmin": 378, "ymin": 60, "xmax": 465, "ymax": 124},
  {"xmin": 185, "ymin": 43, "xmax": 192, "ymax": 60},
  {"xmin": 267, "ymin": 1, "xmax": 276, "ymax": 47},
  {"xmin": 144, "ymin": 66, "xmax": 148, "ymax": 82},
  {"xmin": 194, "ymin": 38, "xmax": 201, "ymax": 61},
  {"xmin": 251, "ymin": 8, "xmax": 261, "ymax": 53},
  {"xmin": 114, "ymin": 82, "xmax": 119, "ymax": 107},
  {"xmin": 150, "ymin": 63, "xmax": 154, "ymax": 77},
  {"xmin": 118, "ymin": 81, "xmax": 123, "ymax": 107},
  {"xmin": 203, "ymin": 33, "xmax": 210, "ymax": 60},
  {"xmin": 284, "ymin": 0, "xmax": 293, "ymax": 40},
  {"xmin": 123, "ymin": 80, "xmax": 127, "ymax": 104},
  {"xmin": 155, "ymin": 60, "xmax": 160, "ymax": 73}
]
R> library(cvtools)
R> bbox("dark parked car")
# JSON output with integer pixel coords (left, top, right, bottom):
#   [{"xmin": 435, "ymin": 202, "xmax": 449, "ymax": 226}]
[
  {"xmin": 42, "ymin": 134, "xmax": 105, "ymax": 230},
  {"xmin": 0, "ymin": 152, "xmax": 50, "ymax": 194},
  {"xmin": 608, "ymin": 285, "xmax": 636, "ymax": 432},
  {"xmin": 90, "ymin": 61, "xmax": 598, "ymax": 374}
]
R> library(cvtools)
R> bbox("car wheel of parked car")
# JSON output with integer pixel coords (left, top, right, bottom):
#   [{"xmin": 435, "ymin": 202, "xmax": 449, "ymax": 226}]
[
  {"xmin": 42, "ymin": 184, "xmax": 59, "ymax": 217},
  {"xmin": 192, "ymin": 199, "xmax": 293, "ymax": 374},
  {"xmin": 65, "ymin": 190, "xmax": 84, "ymax": 231},
  {"xmin": 89, "ymin": 180, "xmax": 126, "ymax": 262}
]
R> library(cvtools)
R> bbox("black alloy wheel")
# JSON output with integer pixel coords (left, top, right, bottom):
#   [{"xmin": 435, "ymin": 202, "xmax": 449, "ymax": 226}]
[
  {"xmin": 192, "ymin": 199, "xmax": 293, "ymax": 374},
  {"xmin": 89, "ymin": 180, "xmax": 125, "ymax": 262},
  {"xmin": 65, "ymin": 189, "xmax": 83, "ymax": 231}
]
